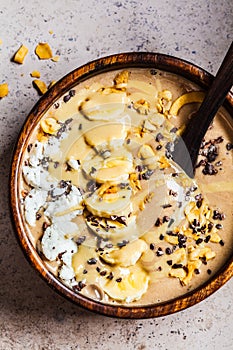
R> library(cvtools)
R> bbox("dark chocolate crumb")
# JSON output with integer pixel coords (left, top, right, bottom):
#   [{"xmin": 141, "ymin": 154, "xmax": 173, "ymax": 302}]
[
  {"xmin": 116, "ymin": 277, "xmax": 122, "ymax": 282},
  {"xmin": 63, "ymin": 94, "xmax": 71, "ymax": 103},
  {"xmin": 204, "ymin": 235, "xmax": 211, "ymax": 243},
  {"xmin": 170, "ymin": 127, "xmax": 178, "ymax": 133},
  {"xmin": 27, "ymin": 143, "xmax": 33, "ymax": 152},
  {"xmin": 107, "ymin": 272, "xmax": 114, "ymax": 280},
  {"xmin": 150, "ymin": 69, "xmax": 157, "ymax": 75},
  {"xmin": 36, "ymin": 213, "xmax": 42, "ymax": 220},
  {"xmin": 156, "ymin": 248, "xmax": 163, "ymax": 256},
  {"xmin": 69, "ymin": 89, "xmax": 76, "ymax": 97},
  {"xmin": 215, "ymin": 161, "xmax": 222, "ymax": 167},
  {"xmin": 213, "ymin": 210, "xmax": 225, "ymax": 221},
  {"xmin": 202, "ymin": 163, "xmax": 218, "ymax": 175},
  {"xmin": 76, "ymin": 236, "xmax": 86, "ymax": 246},
  {"xmin": 142, "ymin": 169, "xmax": 154, "ymax": 180},
  {"xmin": 163, "ymin": 216, "xmax": 170, "ymax": 223},
  {"xmin": 90, "ymin": 166, "xmax": 97, "ymax": 175},
  {"xmin": 172, "ymin": 263, "xmax": 183, "ymax": 269},
  {"xmin": 167, "ymin": 260, "xmax": 173, "ymax": 266},
  {"xmin": 42, "ymin": 222, "xmax": 49, "ymax": 232},
  {"xmin": 87, "ymin": 258, "xmax": 97, "ymax": 265},
  {"xmin": 165, "ymin": 247, "xmax": 172, "ymax": 255},
  {"xmin": 105, "ymin": 243, "xmax": 113, "ymax": 249},
  {"xmin": 117, "ymin": 239, "xmax": 129, "ymax": 248},
  {"xmin": 162, "ymin": 204, "xmax": 172, "ymax": 209},
  {"xmin": 215, "ymin": 136, "xmax": 224, "ymax": 144},
  {"xmin": 155, "ymin": 133, "xmax": 164, "ymax": 142},
  {"xmin": 100, "ymin": 270, "xmax": 107, "ymax": 276},
  {"xmin": 196, "ymin": 238, "xmax": 203, "ymax": 245},
  {"xmin": 155, "ymin": 218, "xmax": 162, "ymax": 227},
  {"xmin": 219, "ymin": 240, "xmax": 225, "ymax": 246},
  {"xmin": 168, "ymin": 218, "xmax": 175, "ymax": 227},
  {"xmin": 150, "ymin": 243, "xmax": 155, "ymax": 250},
  {"xmin": 207, "ymin": 269, "xmax": 212, "ymax": 275},
  {"xmin": 216, "ymin": 224, "xmax": 223, "ymax": 229},
  {"xmin": 226, "ymin": 142, "xmax": 233, "ymax": 151},
  {"xmin": 169, "ymin": 189, "xmax": 177, "ymax": 196}
]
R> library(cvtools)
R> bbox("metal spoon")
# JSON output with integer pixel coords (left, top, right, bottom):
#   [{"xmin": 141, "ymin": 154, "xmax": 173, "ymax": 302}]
[{"xmin": 172, "ymin": 41, "xmax": 233, "ymax": 178}]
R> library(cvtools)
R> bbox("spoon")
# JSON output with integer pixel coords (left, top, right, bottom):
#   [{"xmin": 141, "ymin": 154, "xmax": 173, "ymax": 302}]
[{"xmin": 172, "ymin": 41, "xmax": 233, "ymax": 178}]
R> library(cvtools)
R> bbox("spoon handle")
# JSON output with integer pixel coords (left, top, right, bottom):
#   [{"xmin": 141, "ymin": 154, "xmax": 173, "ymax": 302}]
[{"xmin": 173, "ymin": 41, "xmax": 233, "ymax": 177}]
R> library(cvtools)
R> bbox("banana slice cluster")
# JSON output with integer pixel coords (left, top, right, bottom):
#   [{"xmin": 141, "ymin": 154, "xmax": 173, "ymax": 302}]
[{"xmin": 72, "ymin": 240, "xmax": 150, "ymax": 302}]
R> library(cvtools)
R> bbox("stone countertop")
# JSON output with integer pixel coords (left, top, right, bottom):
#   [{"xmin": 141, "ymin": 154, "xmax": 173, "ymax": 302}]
[{"xmin": 0, "ymin": 0, "xmax": 232, "ymax": 349}]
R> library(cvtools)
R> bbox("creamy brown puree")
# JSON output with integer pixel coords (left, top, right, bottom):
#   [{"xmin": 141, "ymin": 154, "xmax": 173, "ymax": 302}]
[{"xmin": 19, "ymin": 68, "xmax": 233, "ymax": 306}]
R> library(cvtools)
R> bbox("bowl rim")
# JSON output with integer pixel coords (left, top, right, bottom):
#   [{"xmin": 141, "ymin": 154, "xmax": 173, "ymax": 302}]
[{"xmin": 10, "ymin": 52, "xmax": 233, "ymax": 319}]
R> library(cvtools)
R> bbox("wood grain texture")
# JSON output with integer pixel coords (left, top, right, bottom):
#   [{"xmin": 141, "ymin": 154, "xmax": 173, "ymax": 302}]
[{"xmin": 10, "ymin": 52, "xmax": 233, "ymax": 319}]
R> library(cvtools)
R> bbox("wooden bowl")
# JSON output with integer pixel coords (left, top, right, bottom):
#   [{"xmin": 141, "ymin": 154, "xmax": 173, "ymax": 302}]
[{"xmin": 10, "ymin": 52, "xmax": 233, "ymax": 318}]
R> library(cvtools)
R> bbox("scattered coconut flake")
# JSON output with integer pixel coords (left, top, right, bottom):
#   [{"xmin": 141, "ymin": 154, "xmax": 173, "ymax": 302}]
[
  {"xmin": 0, "ymin": 83, "xmax": 9, "ymax": 98},
  {"xmin": 48, "ymin": 80, "xmax": 56, "ymax": 89},
  {"xmin": 35, "ymin": 42, "xmax": 53, "ymax": 60},
  {"xmin": 13, "ymin": 44, "xmax": 29, "ymax": 64},
  {"xmin": 30, "ymin": 70, "xmax": 41, "ymax": 78},
  {"xmin": 33, "ymin": 79, "xmax": 48, "ymax": 95},
  {"xmin": 51, "ymin": 55, "xmax": 60, "ymax": 62}
]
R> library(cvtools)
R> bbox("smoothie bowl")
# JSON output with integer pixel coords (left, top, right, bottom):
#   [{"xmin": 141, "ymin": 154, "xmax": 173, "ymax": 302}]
[{"xmin": 10, "ymin": 53, "xmax": 233, "ymax": 318}]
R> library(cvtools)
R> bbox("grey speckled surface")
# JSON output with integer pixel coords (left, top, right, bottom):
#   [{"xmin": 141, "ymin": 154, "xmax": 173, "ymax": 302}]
[{"xmin": 0, "ymin": 0, "xmax": 232, "ymax": 349}]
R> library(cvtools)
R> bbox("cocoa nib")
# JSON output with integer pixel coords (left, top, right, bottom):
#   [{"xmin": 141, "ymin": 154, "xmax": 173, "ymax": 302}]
[
  {"xmin": 73, "ymin": 281, "xmax": 86, "ymax": 292},
  {"xmin": 110, "ymin": 215, "xmax": 127, "ymax": 226},
  {"xmin": 75, "ymin": 236, "xmax": 86, "ymax": 246},
  {"xmin": 86, "ymin": 180, "xmax": 99, "ymax": 192},
  {"xmin": 226, "ymin": 142, "xmax": 233, "ymax": 151},
  {"xmin": 117, "ymin": 239, "xmax": 129, "ymax": 248},
  {"xmin": 202, "ymin": 163, "xmax": 218, "ymax": 175}
]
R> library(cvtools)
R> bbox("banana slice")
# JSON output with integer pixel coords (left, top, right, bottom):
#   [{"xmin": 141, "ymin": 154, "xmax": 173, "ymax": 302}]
[
  {"xmin": 99, "ymin": 265, "xmax": 149, "ymax": 302},
  {"xmin": 84, "ymin": 123, "xmax": 128, "ymax": 148},
  {"xmin": 80, "ymin": 88, "xmax": 129, "ymax": 121},
  {"xmin": 66, "ymin": 135, "xmax": 91, "ymax": 165},
  {"xmin": 84, "ymin": 184, "xmax": 132, "ymax": 218},
  {"xmin": 82, "ymin": 148, "xmax": 134, "ymax": 183},
  {"xmin": 86, "ymin": 215, "xmax": 140, "ymax": 243},
  {"xmin": 100, "ymin": 239, "xmax": 148, "ymax": 266},
  {"xmin": 169, "ymin": 91, "xmax": 205, "ymax": 116}
]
